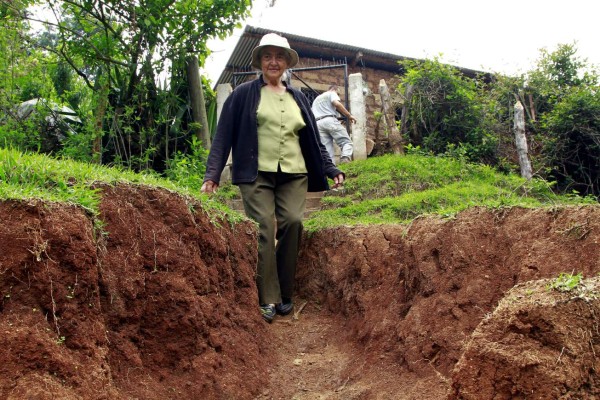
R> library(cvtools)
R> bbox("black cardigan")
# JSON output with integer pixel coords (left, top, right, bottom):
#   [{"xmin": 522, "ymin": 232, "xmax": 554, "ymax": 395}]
[{"xmin": 203, "ymin": 76, "xmax": 343, "ymax": 192}]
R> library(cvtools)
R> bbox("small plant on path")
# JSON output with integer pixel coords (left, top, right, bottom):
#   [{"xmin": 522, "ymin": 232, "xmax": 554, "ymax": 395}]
[{"xmin": 547, "ymin": 272, "xmax": 583, "ymax": 292}]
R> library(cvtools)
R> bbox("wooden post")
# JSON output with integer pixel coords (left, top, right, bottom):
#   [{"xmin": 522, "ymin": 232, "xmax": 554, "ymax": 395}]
[
  {"xmin": 379, "ymin": 79, "xmax": 404, "ymax": 154},
  {"xmin": 186, "ymin": 55, "xmax": 211, "ymax": 148},
  {"xmin": 92, "ymin": 82, "xmax": 108, "ymax": 164},
  {"xmin": 216, "ymin": 83, "xmax": 233, "ymax": 182},
  {"xmin": 514, "ymin": 101, "xmax": 532, "ymax": 180}
]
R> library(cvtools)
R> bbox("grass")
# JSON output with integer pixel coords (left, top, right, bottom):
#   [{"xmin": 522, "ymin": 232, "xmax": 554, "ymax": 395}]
[
  {"xmin": 0, "ymin": 147, "xmax": 244, "ymax": 224},
  {"xmin": 303, "ymin": 154, "xmax": 595, "ymax": 231},
  {"xmin": 547, "ymin": 272, "xmax": 583, "ymax": 292},
  {"xmin": 1, "ymin": 148, "xmax": 595, "ymax": 232}
]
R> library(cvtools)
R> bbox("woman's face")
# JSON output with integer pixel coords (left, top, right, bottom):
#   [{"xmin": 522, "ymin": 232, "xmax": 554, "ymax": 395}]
[{"xmin": 260, "ymin": 46, "xmax": 290, "ymax": 81}]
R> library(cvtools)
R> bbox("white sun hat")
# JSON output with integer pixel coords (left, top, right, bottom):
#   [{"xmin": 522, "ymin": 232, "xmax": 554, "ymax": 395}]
[{"xmin": 250, "ymin": 33, "xmax": 299, "ymax": 69}]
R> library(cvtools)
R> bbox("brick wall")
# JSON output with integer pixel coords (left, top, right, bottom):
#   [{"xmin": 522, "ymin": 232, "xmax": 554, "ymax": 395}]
[{"xmin": 292, "ymin": 57, "xmax": 403, "ymax": 155}]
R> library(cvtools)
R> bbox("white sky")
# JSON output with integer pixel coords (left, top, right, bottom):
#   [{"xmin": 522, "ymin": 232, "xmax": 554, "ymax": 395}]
[{"xmin": 202, "ymin": 0, "xmax": 600, "ymax": 83}]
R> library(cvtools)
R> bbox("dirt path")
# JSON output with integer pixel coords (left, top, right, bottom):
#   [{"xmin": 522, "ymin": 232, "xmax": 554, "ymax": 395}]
[
  {"xmin": 256, "ymin": 300, "xmax": 351, "ymax": 400},
  {"xmin": 256, "ymin": 299, "xmax": 450, "ymax": 400}
]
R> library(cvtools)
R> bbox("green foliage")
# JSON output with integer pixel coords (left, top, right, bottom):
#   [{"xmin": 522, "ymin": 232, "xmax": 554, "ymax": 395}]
[
  {"xmin": 398, "ymin": 56, "xmax": 495, "ymax": 163},
  {"xmin": 211, "ymin": 181, "xmax": 241, "ymax": 202},
  {"xmin": 320, "ymin": 195, "xmax": 353, "ymax": 209},
  {"xmin": 0, "ymin": 111, "xmax": 47, "ymax": 152},
  {"xmin": 3, "ymin": 2, "xmax": 600, "ymax": 204},
  {"xmin": 521, "ymin": 43, "xmax": 600, "ymax": 198},
  {"xmin": 540, "ymin": 86, "xmax": 600, "ymax": 197},
  {"xmin": 164, "ymin": 136, "xmax": 209, "ymax": 191},
  {"xmin": 325, "ymin": 154, "xmax": 493, "ymax": 202},
  {"xmin": 0, "ymin": 5, "xmax": 93, "ymax": 159},
  {"xmin": 527, "ymin": 43, "xmax": 597, "ymax": 113},
  {"xmin": 397, "ymin": 43, "xmax": 600, "ymax": 200},
  {"xmin": 57, "ymin": 125, "xmax": 95, "ymax": 162},
  {"xmin": 394, "ymin": 44, "xmax": 600, "ymax": 201},
  {"xmin": 547, "ymin": 272, "xmax": 583, "ymax": 292},
  {"xmin": 0, "ymin": 0, "xmax": 251, "ymax": 171}
]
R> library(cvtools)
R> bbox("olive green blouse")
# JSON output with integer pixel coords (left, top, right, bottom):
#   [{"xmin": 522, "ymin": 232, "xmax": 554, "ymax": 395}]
[{"xmin": 256, "ymin": 87, "xmax": 307, "ymax": 173}]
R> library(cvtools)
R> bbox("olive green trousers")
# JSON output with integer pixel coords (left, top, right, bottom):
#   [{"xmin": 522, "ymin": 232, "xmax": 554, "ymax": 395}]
[{"xmin": 239, "ymin": 171, "xmax": 307, "ymax": 305}]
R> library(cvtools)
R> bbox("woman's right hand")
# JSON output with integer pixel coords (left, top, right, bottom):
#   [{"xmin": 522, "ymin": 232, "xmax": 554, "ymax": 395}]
[
  {"xmin": 332, "ymin": 173, "xmax": 345, "ymax": 189},
  {"xmin": 201, "ymin": 180, "xmax": 219, "ymax": 194}
]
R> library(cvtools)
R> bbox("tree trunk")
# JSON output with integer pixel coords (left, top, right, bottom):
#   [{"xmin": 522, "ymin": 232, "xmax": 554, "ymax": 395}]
[
  {"xmin": 514, "ymin": 101, "xmax": 533, "ymax": 180},
  {"xmin": 186, "ymin": 55, "xmax": 211, "ymax": 148},
  {"xmin": 378, "ymin": 79, "xmax": 404, "ymax": 154}
]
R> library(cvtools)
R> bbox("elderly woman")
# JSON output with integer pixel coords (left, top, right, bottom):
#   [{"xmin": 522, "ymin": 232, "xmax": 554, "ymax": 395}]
[{"xmin": 201, "ymin": 33, "xmax": 345, "ymax": 323}]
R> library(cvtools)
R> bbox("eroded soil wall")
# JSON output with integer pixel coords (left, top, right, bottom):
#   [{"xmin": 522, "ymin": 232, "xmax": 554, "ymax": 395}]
[
  {"xmin": 2, "ymin": 186, "xmax": 600, "ymax": 399},
  {"xmin": 296, "ymin": 206, "xmax": 600, "ymax": 382},
  {"xmin": 0, "ymin": 185, "xmax": 268, "ymax": 400}
]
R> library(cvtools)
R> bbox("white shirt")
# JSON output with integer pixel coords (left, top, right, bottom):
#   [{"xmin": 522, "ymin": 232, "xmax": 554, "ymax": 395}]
[{"xmin": 311, "ymin": 90, "xmax": 340, "ymax": 119}]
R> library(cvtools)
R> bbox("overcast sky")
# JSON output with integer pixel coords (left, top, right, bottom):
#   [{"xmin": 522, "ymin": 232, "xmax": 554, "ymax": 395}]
[{"xmin": 201, "ymin": 0, "xmax": 599, "ymax": 83}]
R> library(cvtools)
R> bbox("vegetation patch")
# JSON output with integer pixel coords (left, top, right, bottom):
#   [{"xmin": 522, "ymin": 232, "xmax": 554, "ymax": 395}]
[
  {"xmin": 0, "ymin": 147, "xmax": 244, "ymax": 224},
  {"xmin": 547, "ymin": 272, "xmax": 583, "ymax": 292},
  {"xmin": 305, "ymin": 154, "xmax": 593, "ymax": 232}
]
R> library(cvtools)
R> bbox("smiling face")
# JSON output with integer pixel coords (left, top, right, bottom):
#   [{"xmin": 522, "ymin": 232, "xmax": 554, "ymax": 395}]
[{"xmin": 259, "ymin": 46, "xmax": 290, "ymax": 82}]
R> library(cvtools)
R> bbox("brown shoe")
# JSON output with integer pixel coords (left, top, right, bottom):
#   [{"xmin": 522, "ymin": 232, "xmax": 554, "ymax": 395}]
[{"xmin": 339, "ymin": 156, "xmax": 351, "ymax": 164}]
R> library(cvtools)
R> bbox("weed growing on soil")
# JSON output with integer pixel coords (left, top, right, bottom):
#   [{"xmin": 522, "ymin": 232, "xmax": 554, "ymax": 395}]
[{"xmin": 547, "ymin": 272, "xmax": 583, "ymax": 292}]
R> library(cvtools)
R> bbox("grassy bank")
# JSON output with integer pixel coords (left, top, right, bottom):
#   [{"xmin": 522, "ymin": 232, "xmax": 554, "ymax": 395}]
[
  {"xmin": 1, "ymin": 148, "xmax": 594, "ymax": 231},
  {"xmin": 304, "ymin": 154, "xmax": 594, "ymax": 231},
  {"xmin": 0, "ymin": 147, "xmax": 240, "ymax": 223}
]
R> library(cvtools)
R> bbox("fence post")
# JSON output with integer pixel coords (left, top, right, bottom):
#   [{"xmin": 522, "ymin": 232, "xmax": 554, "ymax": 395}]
[
  {"xmin": 379, "ymin": 79, "xmax": 405, "ymax": 154},
  {"xmin": 349, "ymin": 73, "xmax": 367, "ymax": 160},
  {"xmin": 216, "ymin": 83, "xmax": 233, "ymax": 182},
  {"xmin": 514, "ymin": 101, "xmax": 533, "ymax": 180}
]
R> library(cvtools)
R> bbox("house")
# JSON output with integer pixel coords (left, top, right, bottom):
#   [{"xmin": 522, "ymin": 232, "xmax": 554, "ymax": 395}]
[{"xmin": 213, "ymin": 25, "xmax": 485, "ymax": 160}]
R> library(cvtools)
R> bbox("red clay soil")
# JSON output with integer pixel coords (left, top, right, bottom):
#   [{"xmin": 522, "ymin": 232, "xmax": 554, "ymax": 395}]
[{"xmin": 1, "ymin": 184, "xmax": 600, "ymax": 399}]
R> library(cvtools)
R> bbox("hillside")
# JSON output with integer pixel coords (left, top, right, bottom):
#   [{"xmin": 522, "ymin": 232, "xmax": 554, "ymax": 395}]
[{"xmin": 1, "ymin": 182, "xmax": 600, "ymax": 399}]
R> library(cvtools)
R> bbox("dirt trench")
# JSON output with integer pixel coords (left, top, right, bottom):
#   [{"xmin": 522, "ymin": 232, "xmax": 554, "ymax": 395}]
[{"xmin": 1, "ymin": 184, "xmax": 600, "ymax": 399}]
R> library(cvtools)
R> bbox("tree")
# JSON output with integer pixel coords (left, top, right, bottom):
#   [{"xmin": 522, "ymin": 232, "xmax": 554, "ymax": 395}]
[
  {"xmin": 541, "ymin": 87, "xmax": 600, "ymax": 197},
  {"xmin": 397, "ymin": 56, "xmax": 496, "ymax": 163},
  {"xmin": 6, "ymin": 0, "xmax": 250, "ymax": 170},
  {"xmin": 526, "ymin": 43, "xmax": 596, "ymax": 117},
  {"xmin": 478, "ymin": 43, "xmax": 600, "ymax": 198},
  {"xmin": 514, "ymin": 43, "xmax": 600, "ymax": 198},
  {"xmin": 0, "ymin": 1, "xmax": 67, "ymax": 153}
]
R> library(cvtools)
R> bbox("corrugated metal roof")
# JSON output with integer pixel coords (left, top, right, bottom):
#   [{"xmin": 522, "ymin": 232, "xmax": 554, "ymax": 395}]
[
  {"xmin": 213, "ymin": 25, "xmax": 487, "ymax": 88},
  {"xmin": 214, "ymin": 25, "xmax": 409, "ymax": 87}
]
